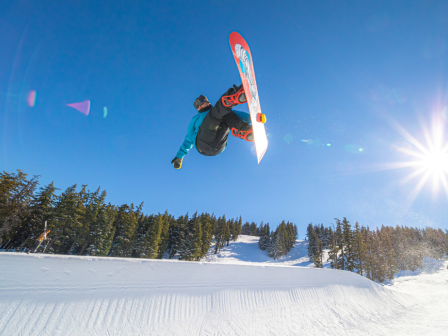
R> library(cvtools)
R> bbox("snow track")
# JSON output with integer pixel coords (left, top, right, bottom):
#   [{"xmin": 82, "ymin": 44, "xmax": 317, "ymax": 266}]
[{"xmin": 2, "ymin": 253, "xmax": 447, "ymax": 336}]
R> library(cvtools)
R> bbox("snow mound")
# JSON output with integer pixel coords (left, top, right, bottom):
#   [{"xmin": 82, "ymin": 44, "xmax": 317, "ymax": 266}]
[{"xmin": 1, "ymin": 236, "xmax": 447, "ymax": 335}]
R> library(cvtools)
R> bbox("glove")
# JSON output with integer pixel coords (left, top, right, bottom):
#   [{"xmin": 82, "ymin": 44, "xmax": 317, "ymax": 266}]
[{"xmin": 171, "ymin": 157, "xmax": 182, "ymax": 169}]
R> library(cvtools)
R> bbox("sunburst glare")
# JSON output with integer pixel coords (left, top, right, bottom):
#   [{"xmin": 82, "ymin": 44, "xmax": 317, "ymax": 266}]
[{"xmin": 386, "ymin": 112, "xmax": 448, "ymax": 203}]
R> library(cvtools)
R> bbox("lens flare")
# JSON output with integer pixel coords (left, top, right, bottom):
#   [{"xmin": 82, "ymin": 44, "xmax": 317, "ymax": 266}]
[
  {"xmin": 67, "ymin": 100, "xmax": 90, "ymax": 116},
  {"xmin": 27, "ymin": 90, "xmax": 36, "ymax": 107}
]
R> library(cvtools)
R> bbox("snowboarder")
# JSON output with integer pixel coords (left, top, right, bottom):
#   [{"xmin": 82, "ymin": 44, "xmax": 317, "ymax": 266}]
[
  {"xmin": 171, "ymin": 85, "xmax": 265, "ymax": 169},
  {"xmin": 31, "ymin": 230, "xmax": 50, "ymax": 253}
]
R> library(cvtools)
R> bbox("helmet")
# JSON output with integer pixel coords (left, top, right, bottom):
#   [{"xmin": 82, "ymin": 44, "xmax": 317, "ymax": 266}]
[{"xmin": 193, "ymin": 95, "xmax": 208, "ymax": 109}]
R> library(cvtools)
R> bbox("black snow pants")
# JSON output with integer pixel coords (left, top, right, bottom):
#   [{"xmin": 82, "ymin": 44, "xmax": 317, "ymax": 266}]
[{"xmin": 196, "ymin": 99, "xmax": 248, "ymax": 156}]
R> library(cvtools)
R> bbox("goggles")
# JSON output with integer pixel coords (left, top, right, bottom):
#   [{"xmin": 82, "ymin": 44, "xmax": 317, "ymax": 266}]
[{"xmin": 193, "ymin": 95, "xmax": 208, "ymax": 109}]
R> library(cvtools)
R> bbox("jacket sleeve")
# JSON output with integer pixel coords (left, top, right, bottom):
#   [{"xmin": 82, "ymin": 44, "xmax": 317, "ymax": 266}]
[
  {"xmin": 233, "ymin": 110, "xmax": 251, "ymax": 124},
  {"xmin": 176, "ymin": 117, "xmax": 196, "ymax": 159}
]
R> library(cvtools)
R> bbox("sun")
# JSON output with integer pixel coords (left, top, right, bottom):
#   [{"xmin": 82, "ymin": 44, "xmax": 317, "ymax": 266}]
[
  {"xmin": 386, "ymin": 113, "xmax": 448, "ymax": 202},
  {"xmin": 422, "ymin": 150, "xmax": 448, "ymax": 174}
]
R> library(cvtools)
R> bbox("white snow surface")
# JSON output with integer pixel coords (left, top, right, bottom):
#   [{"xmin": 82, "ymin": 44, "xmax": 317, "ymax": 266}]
[{"xmin": 1, "ymin": 235, "xmax": 447, "ymax": 335}]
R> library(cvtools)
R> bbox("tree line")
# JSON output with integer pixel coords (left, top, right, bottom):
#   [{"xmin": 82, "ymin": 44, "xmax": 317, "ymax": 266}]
[
  {"xmin": 307, "ymin": 218, "xmax": 448, "ymax": 282},
  {"xmin": 0, "ymin": 170, "xmax": 248, "ymax": 260}
]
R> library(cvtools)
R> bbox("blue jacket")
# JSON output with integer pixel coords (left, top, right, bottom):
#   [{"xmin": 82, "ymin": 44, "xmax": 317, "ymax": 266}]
[{"xmin": 176, "ymin": 108, "xmax": 251, "ymax": 159}]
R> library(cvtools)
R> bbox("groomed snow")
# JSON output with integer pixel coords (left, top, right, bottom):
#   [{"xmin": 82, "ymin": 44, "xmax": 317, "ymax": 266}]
[{"xmin": 1, "ymin": 235, "xmax": 447, "ymax": 335}]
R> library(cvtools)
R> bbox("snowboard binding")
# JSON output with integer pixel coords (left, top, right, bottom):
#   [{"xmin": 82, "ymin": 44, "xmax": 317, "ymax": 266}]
[
  {"xmin": 222, "ymin": 85, "xmax": 247, "ymax": 107},
  {"xmin": 231, "ymin": 127, "xmax": 254, "ymax": 142}
]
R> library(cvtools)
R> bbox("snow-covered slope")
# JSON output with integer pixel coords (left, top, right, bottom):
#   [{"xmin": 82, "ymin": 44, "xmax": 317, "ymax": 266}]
[{"xmin": 1, "ymin": 235, "xmax": 447, "ymax": 335}]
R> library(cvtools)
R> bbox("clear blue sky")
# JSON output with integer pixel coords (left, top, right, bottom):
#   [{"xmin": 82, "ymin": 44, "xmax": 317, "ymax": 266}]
[{"xmin": 2, "ymin": 0, "xmax": 448, "ymax": 237}]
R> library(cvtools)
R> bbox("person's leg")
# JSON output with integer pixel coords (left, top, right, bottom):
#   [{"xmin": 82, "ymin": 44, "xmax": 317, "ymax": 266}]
[
  {"xmin": 223, "ymin": 111, "xmax": 250, "ymax": 131},
  {"xmin": 32, "ymin": 240, "xmax": 41, "ymax": 253},
  {"xmin": 223, "ymin": 112, "xmax": 254, "ymax": 141}
]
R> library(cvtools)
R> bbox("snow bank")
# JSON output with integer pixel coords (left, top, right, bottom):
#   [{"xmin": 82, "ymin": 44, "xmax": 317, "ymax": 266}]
[
  {"xmin": 1, "ymin": 236, "xmax": 447, "ymax": 335},
  {"xmin": 0, "ymin": 253, "xmax": 419, "ymax": 336}
]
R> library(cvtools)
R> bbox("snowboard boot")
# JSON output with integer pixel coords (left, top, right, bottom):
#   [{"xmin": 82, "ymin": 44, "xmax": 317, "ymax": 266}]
[
  {"xmin": 222, "ymin": 84, "xmax": 247, "ymax": 108},
  {"xmin": 231, "ymin": 124, "xmax": 254, "ymax": 142}
]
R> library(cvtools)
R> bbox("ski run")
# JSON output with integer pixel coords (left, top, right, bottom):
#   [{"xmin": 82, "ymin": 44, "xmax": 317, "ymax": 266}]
[{"xmin": 1, "ymin": 235, "xmax": 447, "ymax": 335}]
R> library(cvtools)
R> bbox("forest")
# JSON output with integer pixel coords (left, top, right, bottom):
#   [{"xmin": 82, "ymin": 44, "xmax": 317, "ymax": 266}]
[
  {"xmin": 0, "ymin": 170, "xmax": 296, "ymax": 260},
  {"xmin": 2, "ymin": 169, "xmax": 446, "ymax": 283},
  {"xmin": 306, "ymin": 219, "xmax": 448, "ymax": 282}
]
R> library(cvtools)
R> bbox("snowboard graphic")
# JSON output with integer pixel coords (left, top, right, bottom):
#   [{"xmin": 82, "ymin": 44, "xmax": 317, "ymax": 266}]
[{"xmin": 229, "ymin": 31, "xmax": 268, "ymax": 163}]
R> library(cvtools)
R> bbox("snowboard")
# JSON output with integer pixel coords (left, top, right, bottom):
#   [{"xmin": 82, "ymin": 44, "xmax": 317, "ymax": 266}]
[{"xmin": 229, "ymin": 31, "xmax": 268, "ymax": 163}]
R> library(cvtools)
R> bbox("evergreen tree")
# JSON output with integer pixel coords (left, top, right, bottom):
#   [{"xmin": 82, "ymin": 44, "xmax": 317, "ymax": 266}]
[
  {"xmin": 313, "ymin": 231, "xmax": 323, "ymax": 268},
  {"xmin": 341, "ymin": 217, "xmax": 355, "ymax": 271},
  {"xmin": 268, "ymin": 230, "xmax": 282, "ymax": 260},
  {"xmin": 179, "ymin": 212, "xmax": 202, "ymax": 260},
  {"xmin": 380, "ymin": 227, "xmax": 398, "ymax": 280},
  {"xmin": 258, "ymin": 223, "xmax": 271, "ymax": 251},
  {"xmin": 241, "ymin": 222, "xmax": 251, "ymax": 235},
  {"xmin": 157, "ymin": 211, "xmax": 171, "ymax": 258},
  {"xmin": 88, "ymin": 202, "xmax": 117, "ymax": 256},
  {"xmin": 306, "ymin": 223, "xmax": 317, "ymax": 262},
  {"xmin": 46, "ymin": 185, "xmax": 85, "ymax": 254},
  {"xmin": 231, "ymin": 216, "xmax": 242, "ymax": 241},
  {"xmin": 353, "ymin": 222, "xmax": 368, "ymax": 275},
  {"xmin": 108, "ymin": 204, "xmax": 139, "ymax": 257},
  {"xmin": 168, "ymin": 214, "xmax": 188, "ymax": 258},
  {"xmin": 11, "ymin": 182, "xmax": 57, "ymax": 250},
  {"xmin": 200, "ymin": 213, "xmax": 213, "ymax": 258},
  {"xmin": 327, "ymin": 228, "xmax": 339, "ymax": 269},
  {"xmin": 0, "ymin": 170, "xmax": 39, "ymax": 248},
  {"xmin": 142, "ymin": 212, "xmax": 165, "ymax": 259},
  {"xmin": 334, "ymin": 218, "xmax": 345, "ymax": 270}
]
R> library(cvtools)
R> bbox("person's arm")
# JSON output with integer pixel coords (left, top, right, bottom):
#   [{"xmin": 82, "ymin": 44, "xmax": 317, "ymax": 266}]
[
  {"xmin": 176, "ymin": 117, "xmax": 196, "ymax": 159},
  {"xmin": 233, "ymin": 110, "xmax": 251, "ymax": 124}
]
